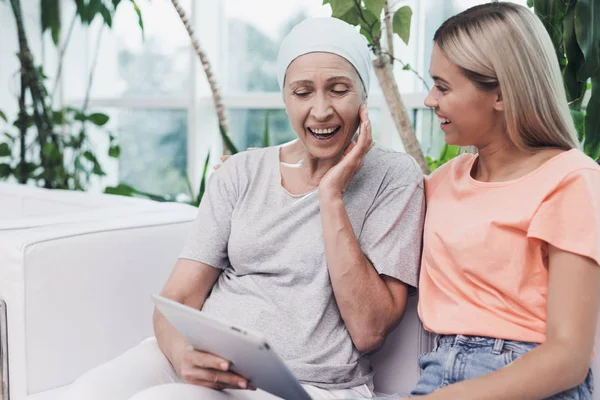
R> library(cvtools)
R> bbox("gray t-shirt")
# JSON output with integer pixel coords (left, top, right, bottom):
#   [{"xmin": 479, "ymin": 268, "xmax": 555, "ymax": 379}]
[{"xmin": 180, "ymin": 145, "xmax": 425, "ymax": 389}]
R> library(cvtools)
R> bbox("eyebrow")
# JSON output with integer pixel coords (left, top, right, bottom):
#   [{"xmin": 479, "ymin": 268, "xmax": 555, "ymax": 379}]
[
  {"xmin": 288, "ymin": 76, "xmax": 354, "ymax": 87},
  {"xmin": 431, "ymin": 75, "xmax": 450, "ymax": 85}
]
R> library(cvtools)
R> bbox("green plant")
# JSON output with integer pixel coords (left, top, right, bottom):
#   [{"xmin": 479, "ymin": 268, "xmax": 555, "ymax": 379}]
[
  {"xmin": 425, "ymin": 143, "xmax": 460, "ymax": 172},
  {"xmin": 0, "ymin": 0, "xmax": 144, "ymax": 189},
  {"xmin": 528, "ymin": 0, "xmax": 599, "ymax": 160}
]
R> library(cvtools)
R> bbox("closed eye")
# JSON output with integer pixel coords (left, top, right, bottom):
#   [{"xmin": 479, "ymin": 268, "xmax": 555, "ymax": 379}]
[
  {"xmin": 435, "ymin": 85, "xmax": 448, "ymax": 93},
  {"xmin": 332, "ymin": 89, "xmax": 348, "ymax": 95},
  {"xmin": 293, "ymin": 91, "xmax": 311, "ymax": 97}
]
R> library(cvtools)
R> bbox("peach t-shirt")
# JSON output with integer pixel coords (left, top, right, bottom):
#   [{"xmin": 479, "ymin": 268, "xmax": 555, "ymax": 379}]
[{"xmin": 418, "ymin": 149, "xmax": 600, "ymax": 343}]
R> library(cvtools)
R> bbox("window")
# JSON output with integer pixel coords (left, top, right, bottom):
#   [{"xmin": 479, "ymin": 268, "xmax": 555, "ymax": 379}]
[{"xmin": 0, "ymin": 0, "xmax": 530, "ymax": 195}]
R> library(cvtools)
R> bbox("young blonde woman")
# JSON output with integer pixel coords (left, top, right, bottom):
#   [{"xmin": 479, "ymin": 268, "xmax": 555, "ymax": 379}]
[{"xmin": 406, "ymin": 2, "xmax": 600, "ymax": 399}]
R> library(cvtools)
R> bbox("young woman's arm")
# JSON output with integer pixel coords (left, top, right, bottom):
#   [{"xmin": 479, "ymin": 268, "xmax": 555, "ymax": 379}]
[{"xmin": 416, "ymin": 245, "xmax": 600, "ymax": 400}]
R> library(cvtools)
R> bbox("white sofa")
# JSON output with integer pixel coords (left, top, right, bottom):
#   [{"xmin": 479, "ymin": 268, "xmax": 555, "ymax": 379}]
[
  {"xmin": 0, "ymin": 182, "xmax": 439, "ymax": 399},
  {"xmin": 0, "ymin": 183, "xmax": 199, "ymax": 399}
]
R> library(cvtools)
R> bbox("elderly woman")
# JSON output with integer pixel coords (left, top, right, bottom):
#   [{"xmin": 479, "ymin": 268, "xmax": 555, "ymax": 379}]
[{"xmin": 63, "ymin": 17, "xmax": 424, "ymax": 400}]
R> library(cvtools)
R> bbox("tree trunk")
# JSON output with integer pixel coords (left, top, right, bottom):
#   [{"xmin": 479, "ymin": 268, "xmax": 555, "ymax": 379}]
[
  {"xmin": 171, "ymin": 0, "xmax": 231, "ymax": 142},
  {"xmin": 373, "ymin": 57, "xmax": 429, "ymax": 174}
]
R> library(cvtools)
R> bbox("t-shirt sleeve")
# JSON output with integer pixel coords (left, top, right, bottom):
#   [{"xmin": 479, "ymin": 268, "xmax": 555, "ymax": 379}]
[
  {"xmin": 358, "ymin": 170, "xmax": 425, "ymax": 290},
  {"xmin": 528, "ymin": 168, "xmax": 600, "ymax": 267},
  {"xmin": 178, "ymin": 158, "xmax": 239, "ymax": 269}
]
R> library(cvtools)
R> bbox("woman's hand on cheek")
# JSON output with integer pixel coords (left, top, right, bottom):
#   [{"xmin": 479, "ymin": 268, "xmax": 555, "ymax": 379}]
[{"xmin": 319, "ymin": 104, "xmax": 373, "ymax": 202}]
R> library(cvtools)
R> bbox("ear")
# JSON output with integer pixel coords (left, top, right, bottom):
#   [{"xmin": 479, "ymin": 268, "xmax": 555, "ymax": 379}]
[{"xmin": 493, "ymin": 88, "xmax": 504, "ymax": 112}]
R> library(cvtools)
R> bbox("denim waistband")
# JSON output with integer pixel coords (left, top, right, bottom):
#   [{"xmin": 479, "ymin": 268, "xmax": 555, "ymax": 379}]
[{"xmin": 436, "ymin": 334, "xmax": 538, "ymax": 355}]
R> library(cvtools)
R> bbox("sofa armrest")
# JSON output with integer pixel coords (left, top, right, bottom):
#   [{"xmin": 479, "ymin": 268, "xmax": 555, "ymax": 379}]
[{"xmin": 0, "ymin": 206, "xmax": 196, "ymax": 398}]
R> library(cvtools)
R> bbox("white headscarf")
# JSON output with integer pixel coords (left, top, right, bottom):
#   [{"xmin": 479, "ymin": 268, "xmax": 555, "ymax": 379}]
[{"xmin": 277, "ymin": 17, "xmax": 372, "ymax": 95}]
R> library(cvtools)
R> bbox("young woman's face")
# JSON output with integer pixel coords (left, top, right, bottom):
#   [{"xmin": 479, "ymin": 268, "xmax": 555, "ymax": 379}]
[
  {"xmin": 425, "ymin": 43, "xmax": 504, "ymax": 148},
  {"xmin": 283, "ymin": 52, "xmax": 365, "ymax": 160}
]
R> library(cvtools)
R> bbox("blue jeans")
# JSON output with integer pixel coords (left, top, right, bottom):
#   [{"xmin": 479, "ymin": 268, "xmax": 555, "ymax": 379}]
[{"xmin": 409, "ymin": 334, "xmax": 594, "ymax": 399}]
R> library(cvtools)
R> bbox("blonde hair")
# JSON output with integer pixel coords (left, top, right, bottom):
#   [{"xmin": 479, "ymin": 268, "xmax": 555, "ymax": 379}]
[{"xmin": 434, "ymin": 2, "xmax": 579, "ymax": 151}]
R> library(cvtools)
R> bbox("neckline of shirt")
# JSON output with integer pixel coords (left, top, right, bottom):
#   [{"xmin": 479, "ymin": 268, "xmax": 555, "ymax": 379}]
[
  {"xmin": 466, "ymin": 148, "xmax": 577, "ymax": 188},
  {"xmin": 273, "ymin": 145, "xmax": 320, "ymax": 198}
]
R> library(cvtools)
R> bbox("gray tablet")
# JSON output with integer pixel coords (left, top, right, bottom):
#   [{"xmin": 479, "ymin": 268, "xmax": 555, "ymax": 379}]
[{"xmin": 151, "ymin": 294, "xmax": 312, "ymax": 400}]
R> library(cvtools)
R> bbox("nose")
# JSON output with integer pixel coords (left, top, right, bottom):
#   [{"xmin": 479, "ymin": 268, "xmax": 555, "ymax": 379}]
[
  {"xmin": 310, "ymin": 92, "xmax": 334, "ymax": 120},
  {"xmin": 424, "ymin": 88, "xmax": 437, "ymax": 109}
]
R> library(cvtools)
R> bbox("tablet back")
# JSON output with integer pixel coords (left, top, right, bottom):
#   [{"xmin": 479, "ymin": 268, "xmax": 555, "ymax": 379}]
[{"xmin": 151, "ymin": 294, "xmax": 312, "ymax": 400}]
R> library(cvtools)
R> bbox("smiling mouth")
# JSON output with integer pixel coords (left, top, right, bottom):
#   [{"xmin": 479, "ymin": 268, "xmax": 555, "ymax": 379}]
[
  {"xmin": 307, "ymin": 126, "xmax": 341, "ymax": 140},
  {"xmin": 438, "ymin": 116, "xmax": 451, "ymax": 125}
]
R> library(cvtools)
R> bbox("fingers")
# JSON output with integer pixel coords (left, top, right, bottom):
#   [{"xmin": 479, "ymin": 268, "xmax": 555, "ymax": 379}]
[
  {"xmin": 181, "ymin": 349, "xmax": 252, "ymax": 390},
  {"xmin": 185, "ymin": 346, "xmax": 231, "ymax": 371},
  {"xmin": 357, "ymin": 105, "xmax": 373, "ymax": 152},
  {"xmin": 213, "ymin": 155, "xmax": 231, "ymax": 170}
]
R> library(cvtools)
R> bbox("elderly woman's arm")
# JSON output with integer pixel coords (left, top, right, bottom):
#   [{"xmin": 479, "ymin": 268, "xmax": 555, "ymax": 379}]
[
  {"xmin": 154, "ymin": 259, "xmax": 252, "ymax": 390},
  {"xmin": 320, "ymin": 196, "xmax": 411, "ymax": 352},
  {"xmin": 318, "ymin": 106, "xmax": 417, "ymax": 352}
]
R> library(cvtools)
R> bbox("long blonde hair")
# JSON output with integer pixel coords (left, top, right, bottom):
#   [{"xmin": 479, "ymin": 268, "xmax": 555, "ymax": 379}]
[{"xmin": 434, "ymin": 2, "xmax": 579, "ymax": 151}]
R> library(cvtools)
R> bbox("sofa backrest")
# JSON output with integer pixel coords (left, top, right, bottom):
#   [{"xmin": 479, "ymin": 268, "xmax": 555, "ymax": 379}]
[
  {"xmin": 0, "ymin": 183, "xmax": 179, "ymax": 230},
  {"xmin": 370, "ymin": 294, "xmax": 434, "ymax": 395}
]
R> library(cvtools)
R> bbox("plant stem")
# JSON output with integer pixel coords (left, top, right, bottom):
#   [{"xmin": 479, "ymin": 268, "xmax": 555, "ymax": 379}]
[
  {"xmin": 171, "ymin": 0, "xmax": 231, "ymax": 144},
  {"xmin": 51, "ymin": 10, "xmax": 78, "ymax": 107},
  {"xmin": 83, "ymin": 25, "xmax": 105, "ymax": 112},
  {"xmin": 18, "ymin": 63, "xmax": 27, "ymax": 184},
  {"xmin": 384, "ymin": 51, "xmax": 430, "ymax": 91},
  {"xmin": 10, "ymin": 0, "xmax": 57, "ymax": 187},
  {"xmin": 384, "ymin": 0, "xmax": 394, "ymax": 59}
]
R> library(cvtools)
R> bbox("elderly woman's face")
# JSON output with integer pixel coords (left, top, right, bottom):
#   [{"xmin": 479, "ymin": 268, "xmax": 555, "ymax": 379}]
[{"xmin": 284, "ymin": 52, "xmax": 365, "ymax": 160}]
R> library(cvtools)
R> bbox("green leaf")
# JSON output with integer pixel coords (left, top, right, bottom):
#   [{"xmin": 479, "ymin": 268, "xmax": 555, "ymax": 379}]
[
  {"xmin": 41, "ymin": 0, "xmax": 61, "ymax": 45},
  {"xmin": 104, "ymin": 183, "xmax": 137, "ymax": 197},
  {"xmin": 527, "ymin": 0, "xmax": 534, "ymax": 7},
  {"xmin": 322, "ymin": 0, "xmax": 330, "ymax": 4},
  {"xmin": 330, "ymin": 0, "xmax": 355, "ymax": 19},
  {"xmin": 0, "ymin": 110, "xmax": 7, "ymax": 122},
  {"xmin": 92, "ymin": 162, "xmax": 106, "ymax": 176},
  {"xmin": 129, "ymin": 0, "xmax": 145, "ymax": 39},
  {"xmin": 402, "ymin": 64, "xmax": 411, "ymax": 71},
  {"xmin": 360, "ymin": 25, "xmax": 374, "ymax": 45},
  {"xmin": 263, "ymin": 112, "xmax": 270, "ymax": 147},
  {"xmin": 14, "ymin": 162, "xmax": 38, "ymax": 180},
  {"xmin": 392, "ymin": 6, "xmax": 412, "ymax": 45},
  {"xmin": 83, "ymin": 150, "xmax": 97, "ymax": 163},
  {"xmin": 574, "ymin": 0, "xmax": 600, "ymax": 80},
  {"xmin": 583, "ymin": 76, "xmax": 600, "ymax": 159},
  {"xmin": 74, "ymin": 0, "xmax": 87, "ymax": 23},
  {"xmin": 73, "ymin": 111, "xmax": 87, "ymax": 122},
  {"xmin": 333, "ymin": 1, "xmax": 360, "ymax": 26},
  {"xmin": 360, "ymin": 8, "xmax": 381, "ymax": 43},
  {"xmin": 196, "ymin": 150, "xmax": 211, "ymax": 206},
  {"xmin": 109, "ymin": 145, "xmax": 120, "ymax": 158},
  {"xmin": 84, "ymin": 0, "xmax": 103, "ymax": 24},
  {"xmin": 52, "ymin": 109, "xmax": 66, "ymax": 125},
  {"xmin": 563, "ymin": 3, "xmax": 587, "ymax": 108},
  {"xmin": 0, "ymin": 142, "xmax": 11, "ymax": 157},
  {"xmin": 364, "ymin": 0, "xmax": 385, "ymax": 19},
  {"xmin": 3, "ymin": 133, "xmax": 15, "ymax": 143},
  {"xmin": 88, "ymin": 113, "xmax": 110, "ymax": 126},
  {"xmin": 219, "ymin": 123, "xmax": 239, "ymax": 154},
  {"xmin": 99, "ymin": 4, "xmax": 113, "ymax": 27},
  {"xmin": 42, "ymin": 142, "xmax": 60, "ymax": 159},
  {"xmin": 0, "ymin": 163, "xmax": 11, "ymax": 179},
  {"xmin": 571, "ymin": 109, "xmax": 586, "ymax": 141}
]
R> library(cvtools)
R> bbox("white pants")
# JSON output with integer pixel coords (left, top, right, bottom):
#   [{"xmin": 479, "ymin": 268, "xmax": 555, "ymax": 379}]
[{"xmin": 62, "ymin": 338, "xmax": 374, "ymax": 400}]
